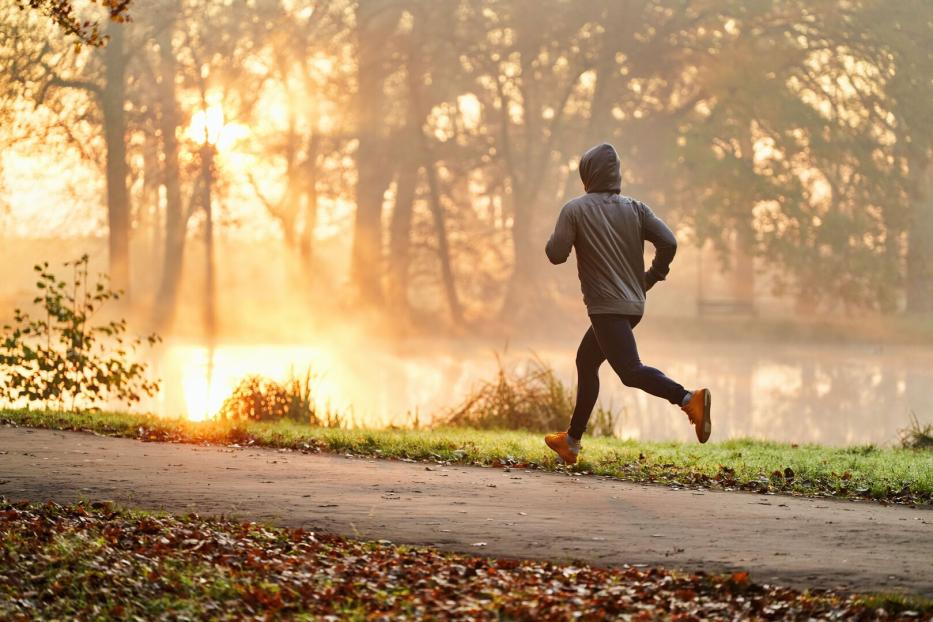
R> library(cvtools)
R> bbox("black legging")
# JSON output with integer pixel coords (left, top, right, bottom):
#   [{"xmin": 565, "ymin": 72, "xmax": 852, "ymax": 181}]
[{"xmin": 568, "ymin": 313, "xmax": 688, "ymax": 440}]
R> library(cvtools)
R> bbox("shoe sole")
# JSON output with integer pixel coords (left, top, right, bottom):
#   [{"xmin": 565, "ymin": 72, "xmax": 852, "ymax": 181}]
[
  {"xmin": 545, "ymin": 437, "xmax": 577, "ymax": 465},
  {"xmin": 699, "ymin": 389, "xmax": 712, "ymax": 443}
]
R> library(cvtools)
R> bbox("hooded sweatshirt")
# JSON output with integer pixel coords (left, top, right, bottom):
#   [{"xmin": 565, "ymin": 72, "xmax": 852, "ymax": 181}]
[{"xmin": 545, "ymin": 143, "xmax": 677, "ymax": 316}]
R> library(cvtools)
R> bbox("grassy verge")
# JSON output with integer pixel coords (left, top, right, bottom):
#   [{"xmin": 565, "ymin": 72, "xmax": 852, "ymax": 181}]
[
  {"xmin": 3, "ymin": 408, "xmax": 930, "ymax": 505},
  {"xmin": 1, "ymin": 499, "xmax": 927, "ymax": 620}
]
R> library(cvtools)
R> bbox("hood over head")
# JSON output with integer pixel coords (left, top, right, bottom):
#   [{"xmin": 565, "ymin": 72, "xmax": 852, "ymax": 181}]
[{"xmin": 579, "ymin": 143, "xmax": 622, "ymax": 194}]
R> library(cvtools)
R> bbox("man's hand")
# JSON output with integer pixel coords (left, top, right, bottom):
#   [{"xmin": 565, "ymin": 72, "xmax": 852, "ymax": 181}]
[
  {"xmin": 639, "ymin": 201, "xmax": 677, "ymax": 290},
  {"xmin": 644, "ymin": 270, "xmax": 659, "ymax": 292}
]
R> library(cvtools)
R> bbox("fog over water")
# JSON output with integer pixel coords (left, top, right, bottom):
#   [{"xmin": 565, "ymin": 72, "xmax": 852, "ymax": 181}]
[{"xmin": 149, "ymin": 336, "xmax": 932, "ymax": 446}]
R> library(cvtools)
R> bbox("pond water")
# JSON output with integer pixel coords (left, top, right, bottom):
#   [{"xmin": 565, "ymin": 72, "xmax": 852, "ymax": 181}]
[{"xmin": 145, "ymin": 334, "xmax": 933, "ymax": 447}]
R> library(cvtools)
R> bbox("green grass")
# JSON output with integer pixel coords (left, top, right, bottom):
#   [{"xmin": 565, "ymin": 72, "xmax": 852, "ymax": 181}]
[
  {"xmin": 857, "ymin": 593, "xmax": 933, "ymax": 616},
  {"xmin": 2, "ymin": 408, "xmax": 931, "ymax": 504}
]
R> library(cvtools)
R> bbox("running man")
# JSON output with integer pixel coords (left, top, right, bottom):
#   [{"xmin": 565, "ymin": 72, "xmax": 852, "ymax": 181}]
[{"xmin": 543, "ymin": 143, "xmax": 711, "ymax": 465}]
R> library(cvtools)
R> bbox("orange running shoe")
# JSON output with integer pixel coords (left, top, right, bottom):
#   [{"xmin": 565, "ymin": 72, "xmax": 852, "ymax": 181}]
[
  {"xmin": 544, "ymin": 431, "xmax": 580, "ymax": 465},
  {"xmin": 682, "ymin": 388, "xmax": 712, "ymax": 443}
]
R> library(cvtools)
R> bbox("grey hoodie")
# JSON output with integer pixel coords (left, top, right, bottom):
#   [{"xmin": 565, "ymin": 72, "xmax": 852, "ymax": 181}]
[{"xmin": 545, "ymin": 143, "xmax": 677, "ymax": 316}]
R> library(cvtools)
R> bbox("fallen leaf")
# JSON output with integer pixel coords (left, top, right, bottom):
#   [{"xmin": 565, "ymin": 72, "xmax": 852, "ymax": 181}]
[{"xmin": 730, "ymin": 571, "xmax": 750, "ymax": 585}]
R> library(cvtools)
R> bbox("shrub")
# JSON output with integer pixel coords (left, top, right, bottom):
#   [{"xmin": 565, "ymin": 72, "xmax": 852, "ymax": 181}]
[
  {"xmin": 444, "ymin": 354, "xmax": 617, "ymax": 435},
  {"xmin": 218, "ymin": 370, "xmax": 342, "ymax": 427},
  {"xmin": 0, "ymin": 255, "xmax": 160, "ymax": 411},
  {"xmin": 900, "ymin": 411, "xmax": 933, "ymax": 450}
]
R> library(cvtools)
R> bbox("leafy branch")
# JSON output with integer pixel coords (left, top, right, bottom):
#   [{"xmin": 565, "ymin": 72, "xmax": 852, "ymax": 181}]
[
  {"xmin": 14, "ymin": 0, "xmax": 132, "ymax": 48},
  {"xmin": 0, "ymin": 254, "xmax": 160, "ymax": 411}
]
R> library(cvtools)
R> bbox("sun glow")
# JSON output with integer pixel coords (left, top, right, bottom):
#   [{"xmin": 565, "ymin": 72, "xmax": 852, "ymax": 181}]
[
  {"xmin": 152, "ymin": 341, "xmax": 486, "ymax": 427},
  {"xmin": 186, "ymin": 100, "xmax": 249, "ymax": 151},
  {"xmin": 164, "ymin": 344, "xmax": 346, "ymax": 422},
  {"xmin": 457, "ymin": 93, "xmax": 481, "ymax": 130}
]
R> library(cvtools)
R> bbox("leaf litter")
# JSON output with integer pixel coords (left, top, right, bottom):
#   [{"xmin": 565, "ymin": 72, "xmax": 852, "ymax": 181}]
[{"xmin": 0, "ymin": 498, "xmax": 926, "ymax": 620}]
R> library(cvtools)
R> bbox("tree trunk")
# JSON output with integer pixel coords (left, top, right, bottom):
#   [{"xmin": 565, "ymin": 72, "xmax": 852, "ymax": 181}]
[
  {"xmin": 499, "ymin": 185, "xmax": 541, "ymax": 319},
  {"xmin": 406, "ymin": 8, "xmax": 463, "ymax": 324},
  {"xmin": 387, "ymin": 150, "xmax": 417, "ymax": 312},
  {"xmin": 560, "ymin": 0, "xmax": 634, "ymax": 203},
  {"xmin": 350, "ymin": 0, "xmax": 396, "ymax": 303},
  {"xmin": 906, "ymin": 162, "xmax": 933, "ymax": 313},
  {"xmin": 298, "ymin": 133, "xmax": 321, "ymax": 274},
  {"xmin": 201, "ymin": 142, "xmax": 216, "ymax": 343},
  {"xmin": 152, "ymin": 18, "xmax": 187, "ymax": 332},
  {"xmin": 421, "ymin": 153, "xmax": 463, "ymax": 324},
  {"xmin": 101, "ymin": 21, "xmax": 130, "ymax": 296},
  {"xmin": 732, "ymin": 132, "xmax": 756, "ymax": 308},
  {"xmin": 298, "ymin": 190, "xmax": 317, "ymax": 275},
  {"xmin": 140, "ymin": 133, "xmax": 162, "ymax": 283},
  {"xmin": 731, "ymin": 235, "xmax": 756, "ymax": 305}
]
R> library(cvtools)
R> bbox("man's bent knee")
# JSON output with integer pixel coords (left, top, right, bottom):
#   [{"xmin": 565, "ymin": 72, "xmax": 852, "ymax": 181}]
[{"xmin": 617, "ymin": 364, "xmax": 644, "ymax": 387}]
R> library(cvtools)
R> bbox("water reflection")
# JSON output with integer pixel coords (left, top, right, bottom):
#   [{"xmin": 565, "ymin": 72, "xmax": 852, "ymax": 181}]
[
  {"xmin": 146, "ymin": 339, "xmax": 933, "ymax": 446},
  {"xmin": 610, "ymin": 341, "xmax": 933, "ymax": 446}
]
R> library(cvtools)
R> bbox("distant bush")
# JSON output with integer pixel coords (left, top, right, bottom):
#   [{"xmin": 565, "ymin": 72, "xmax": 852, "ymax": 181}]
[
  {"xmin": 444, "ymin": 354, "xmax": 617, "ymax": 436},
  {"xmin": 0, "ymin": 255, "xmax": 160, "ymax": 411},
  {"xmin": 218, "ymin": 370, "xmax": 342, "ymax": 427},
  {"xmin": 900, "ymin": 412, "xmax": 933, "ymax": 450}
]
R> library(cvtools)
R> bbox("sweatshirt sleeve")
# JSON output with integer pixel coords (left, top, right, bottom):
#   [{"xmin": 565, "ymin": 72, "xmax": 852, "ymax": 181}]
[
  {"xmin": 545, "ymin": 203, "xmax": 575, "ymax": 265},
  {"xmin": 639, "ymin": 201, "xmax": 677, "ymax": 288}
]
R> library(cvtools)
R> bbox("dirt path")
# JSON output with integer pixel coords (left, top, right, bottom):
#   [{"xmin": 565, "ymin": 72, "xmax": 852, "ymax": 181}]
[{"xmin": 1, "ymin": 427, "xmax": 930, "ymax": 596}]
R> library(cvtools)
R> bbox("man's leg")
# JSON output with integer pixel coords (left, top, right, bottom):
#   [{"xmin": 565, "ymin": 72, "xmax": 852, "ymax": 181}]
[
  {"xmin": 567, "ymin": 326, "xmax": 605, "ymax": 440},
  {"xmin": 589, "ymin": 314, "xmax": 688, "ymax": 405},
  {"xmin": 544, "ymin": 327, "xmax": 605, "ymax": 464}
]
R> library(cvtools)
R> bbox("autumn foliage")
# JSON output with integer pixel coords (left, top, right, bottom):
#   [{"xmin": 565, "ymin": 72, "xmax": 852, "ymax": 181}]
[{"xmin": 0, "ymin": 499, "xmax": 920, "ymax": 620}]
